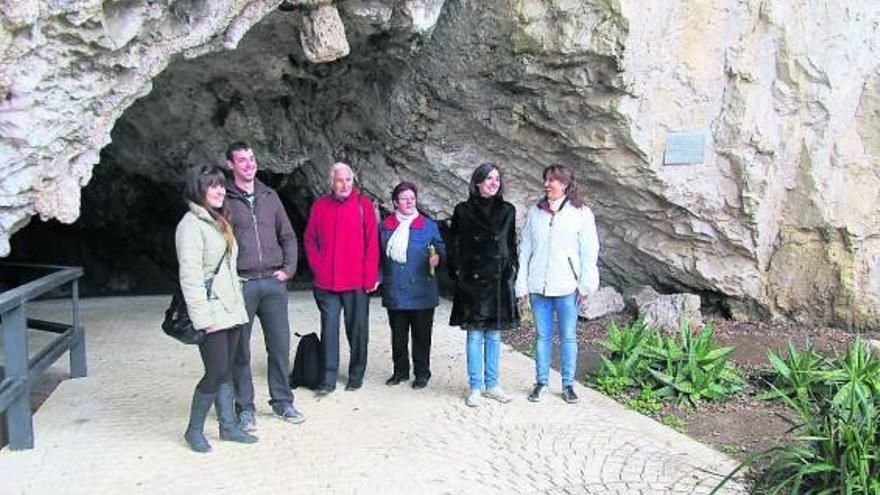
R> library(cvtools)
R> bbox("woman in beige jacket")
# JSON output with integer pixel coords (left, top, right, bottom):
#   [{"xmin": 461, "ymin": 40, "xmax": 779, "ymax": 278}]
[{"xmin": 175, "ymin": 165, "xmax": 256, "ymax": 453}]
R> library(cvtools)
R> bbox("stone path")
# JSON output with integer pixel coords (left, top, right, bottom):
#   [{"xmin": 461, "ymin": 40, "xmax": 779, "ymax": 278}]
[{"xmin": 0, "ymin": 294, "xmax": 746, "ymax": 494}]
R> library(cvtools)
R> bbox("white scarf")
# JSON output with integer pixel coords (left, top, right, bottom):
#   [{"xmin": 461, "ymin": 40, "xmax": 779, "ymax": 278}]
[{"xmin": 387, "ymin": 211, "xmax": 418, "ymax": 264}]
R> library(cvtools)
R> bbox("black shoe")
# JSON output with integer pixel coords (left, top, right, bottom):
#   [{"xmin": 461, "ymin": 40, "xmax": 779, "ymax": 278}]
[
  {"xmin": 345, "ymin": 381, "xmax": 362, "ymax": 392},
  {"xmin": 562, "ymin": 386, "xmax": 580, "ymax": 404},
  {"xmin": 528, "ymin": 383, "xmax": 548, "ymax": 402},
  {"xmin": 412, "ymin": 377, "xmax": 429, "ymax": 390},
  {"xmin": 385, "ymin": 375, "xmax": 409, "ymax": 386},
  {"xmin": 315, "ymin": 385, "xmax": 336, "ymax": 396}
]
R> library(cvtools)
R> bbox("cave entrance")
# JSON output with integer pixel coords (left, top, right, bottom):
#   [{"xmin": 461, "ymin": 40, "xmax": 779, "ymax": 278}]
[{"xmin": 8, "ymin": 5, "xmax": 437, "ymax": 296}]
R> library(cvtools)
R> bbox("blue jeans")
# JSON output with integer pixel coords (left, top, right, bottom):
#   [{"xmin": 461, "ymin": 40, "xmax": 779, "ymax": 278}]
[
  {"xmin": 530, "ymin": 292, "xmax": 579, "ymax": 387},
  {"xmin": 466, "ymin": 330, "xmax": 501, "ymax": 390}
]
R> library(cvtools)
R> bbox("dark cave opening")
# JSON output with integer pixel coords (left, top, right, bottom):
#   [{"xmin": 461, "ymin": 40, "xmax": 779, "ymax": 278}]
[
  {"xmin": 6, "ymin": 7, "xmax": 431, "ymax": 297},
  {"xmin": 6, "ymin": 160, "xmax": 453, "ymax": 298},
  {"xmin": 6, "ymin": 159, "xmax": 318, "ymax": 296}
]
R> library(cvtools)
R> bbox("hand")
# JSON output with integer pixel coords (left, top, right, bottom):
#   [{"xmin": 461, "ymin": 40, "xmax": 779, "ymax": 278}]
[
  {"xmin": 204, "ymin": 325, "xmax": 219, "ymax": 333},
  {"xmin": 428, "ymin": 255, "xmax": 440, "ymax": 267},
  {"xmin": 366, "ymin": 281, "xmax": 379, "ymax": 293},
  {"xmin": 517, "ymin": 295, "xmax": 528, "ymax": 305},
  {"xmin": 273, "ymin": 270, "xmax": 290, "ymax": 282},
  {"xmin": 577, "ymin": 292, "xmax": 588, "ymax": 307}
]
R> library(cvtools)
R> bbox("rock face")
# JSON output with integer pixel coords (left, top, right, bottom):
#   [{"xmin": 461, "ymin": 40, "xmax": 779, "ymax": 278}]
[
  {"xmin": 0, "ymin": 0, "xmax": 283, "ymax": 255},
  {"xmin": 580, "ymin": 287, "xmax": 625, "ymax": 320},
  {"xmin": 2, "ymin": 1, "xmax": 880, "ymax": 330},
  {"xmin": 639, "ymin": 293, "xmax": 705, "ymax": 335},
  {"xmin": 300, "ymin": 5, "xmax": 350, "ymax": 63}
]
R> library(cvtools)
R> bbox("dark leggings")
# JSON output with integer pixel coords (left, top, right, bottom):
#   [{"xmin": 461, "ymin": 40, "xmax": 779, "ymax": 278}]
[{"xmin": 196, "ymin": 326, "xmax": 243, "ymax": 394}]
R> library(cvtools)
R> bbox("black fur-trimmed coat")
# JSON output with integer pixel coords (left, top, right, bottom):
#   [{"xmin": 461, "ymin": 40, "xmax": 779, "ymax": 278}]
[{"xmin": 447, "ymin": 195, "xmax": 520, "ymax": 330}]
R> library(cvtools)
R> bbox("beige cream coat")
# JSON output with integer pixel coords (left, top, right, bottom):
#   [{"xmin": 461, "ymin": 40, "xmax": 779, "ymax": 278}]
[{"xmin": 175, "ymin": 202, "xmax": 248, "ymax": 332}]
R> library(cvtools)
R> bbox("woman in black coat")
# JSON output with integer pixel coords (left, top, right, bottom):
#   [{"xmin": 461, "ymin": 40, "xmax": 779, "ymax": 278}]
[{"xmin": 448, "ymin": 162, "xmax": 520, "ymax": 407}]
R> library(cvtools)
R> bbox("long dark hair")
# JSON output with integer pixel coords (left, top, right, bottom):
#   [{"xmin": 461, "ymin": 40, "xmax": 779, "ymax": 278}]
[
  {"xmin": 543, "ymin": 164, "xmax": 583, "ymax": 208},
  {"xmin": 468, "ymin": 162, "xmax": 503, "ymax": 199},
  {"xmin": 184, "ymin": 165, "xmax": 235, "ymax": 253}
]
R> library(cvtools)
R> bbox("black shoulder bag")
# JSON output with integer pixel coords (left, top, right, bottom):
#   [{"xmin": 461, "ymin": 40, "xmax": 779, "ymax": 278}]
[{"xmin": 162, "ymin": 254, "xmax": 226, "ymax": 345}]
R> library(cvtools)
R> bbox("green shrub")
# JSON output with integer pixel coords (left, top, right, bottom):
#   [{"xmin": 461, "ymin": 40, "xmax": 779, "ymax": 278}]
[
  {"xmin": 756, "ymin": 339, "xmax": 880, "ymax": 494},
  {"xmin": 643, "ymin": 322, "xmax": 743, "ymax": 405},
  {"xmin": 600, "ymin": 319, "xmax": 650, "ymax": 357},
  {"xmin": 626, "ymin": 387, "xmax": 664, "ymax": 415},
  {"xmin": 759, "ymin": 341, "xmax": 832, "ymax": 406},
  {"xmin": 660, "ymin": 414, "xmax": 686, "ymax": 432},
  {"xmin": 593, "ymin": 320, "xmax": 743, "ymax": 409},
  {"xmin": 595, "ymin": 375, "xmax": 629, "ymax": 397},
  {"xmin": 594, "ymin": 320, "xmax": 653, "ymax": 391}
]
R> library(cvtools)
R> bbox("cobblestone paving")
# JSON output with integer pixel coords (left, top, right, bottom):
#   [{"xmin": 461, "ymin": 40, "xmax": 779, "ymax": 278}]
[{"xmin": 0, "ymin": 294, "xmax": 747, "ymax": 494}]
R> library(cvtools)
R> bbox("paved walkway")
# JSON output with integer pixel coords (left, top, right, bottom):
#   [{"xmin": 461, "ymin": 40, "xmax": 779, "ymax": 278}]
[{"xmin": 1, "ymin": 294, "xmax": 746, "ymax": 494}]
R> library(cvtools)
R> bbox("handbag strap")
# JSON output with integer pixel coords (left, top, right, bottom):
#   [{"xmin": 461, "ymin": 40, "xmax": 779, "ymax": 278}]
[{"xmin": 211, "ymin": 251, "xmax": 226, "ymax": 277}]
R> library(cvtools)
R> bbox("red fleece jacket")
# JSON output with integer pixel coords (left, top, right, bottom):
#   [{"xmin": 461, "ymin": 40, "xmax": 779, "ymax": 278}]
[{"xmin": 304, "ymin": 190, "xmax": 379, "ymax": 292}]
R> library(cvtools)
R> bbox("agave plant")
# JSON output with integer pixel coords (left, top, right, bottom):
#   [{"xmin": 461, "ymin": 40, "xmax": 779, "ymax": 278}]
[
  {"xmin": 644, "ymin": 321, "xmax": 742, "ymax": 405},
  {"xmin": 594, "ymin": 320, "xmax": 654, "ymax": 392},
  {"xmin": 760, "ymin": 340, "xmax": 832, "ymax": 408},
  {"xmin": 599, "ymin": 319, "xmax": 650, "ymax": 357}
]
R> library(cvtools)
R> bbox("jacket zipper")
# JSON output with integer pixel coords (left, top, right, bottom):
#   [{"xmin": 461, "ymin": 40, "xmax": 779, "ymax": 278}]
[
  {"xmin": 249, "ymin": 200, "xmax": 263, "ymax": 272},
  {"xmin": 542, "ymin": 212, "xmax": 555, "ymax": 296},
  {"xmin": 567, "ymin": 257, "xmax": 579, "ymax": 282}
]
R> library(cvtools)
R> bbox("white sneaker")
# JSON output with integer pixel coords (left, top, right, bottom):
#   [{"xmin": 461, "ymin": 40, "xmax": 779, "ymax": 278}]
[
  {"xmin": 482, "ymin": 386, "xmax": 512, "ymax": 403},
  {"xmin": 465, "ymin": 389, "xmax": 482, "ymax": 407}
]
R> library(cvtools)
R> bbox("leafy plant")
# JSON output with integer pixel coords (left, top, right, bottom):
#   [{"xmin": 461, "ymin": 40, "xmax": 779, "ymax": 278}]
[
  {"xmin": 644, "ymin": 321, "xmax": 743, "ymax": 405},
  {"xmin": 593, "ymin": 320, "xmax": 654, "ymax": 392},
  {"xmin": 595, "ymin": 375, "xmax": 629, "ymax": 397},
  {"xmin": 754, "ymin": 339, "xmax": 880, "ymax": 494},
  {"xmin": 626, "ymin": 387, "xmax": 663, "ymax": 415},
  {"xmin": 600, "ymin": 319, "xmax": 650, "ymax": 357},
  {"xmin": 592, "ymin": 320, "xmax": 743, "ymax": 407},
  {"xmin": 759, "ymin": 340, "xmax": 832, "ymax": 406},
  {"xmin": 660, "ymin": 414, "xmax": 686, "ymax": 432}
]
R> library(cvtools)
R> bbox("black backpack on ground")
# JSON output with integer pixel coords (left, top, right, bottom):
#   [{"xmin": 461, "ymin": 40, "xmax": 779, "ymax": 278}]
[{"xmin": 289, "ymin": 332, "xmax": 323, "ymax": 390}]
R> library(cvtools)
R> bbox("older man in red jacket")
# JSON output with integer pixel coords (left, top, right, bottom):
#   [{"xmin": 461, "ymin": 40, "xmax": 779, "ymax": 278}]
[{"xmin": 304, "ymin": 162, "xmax": 379, "ymax": 394}]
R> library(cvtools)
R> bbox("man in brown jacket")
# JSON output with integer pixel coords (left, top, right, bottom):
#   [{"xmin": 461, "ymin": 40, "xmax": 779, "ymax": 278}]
[{"xmin": 225, "ymin": 141, "xmax": 303, "ymax": 430}]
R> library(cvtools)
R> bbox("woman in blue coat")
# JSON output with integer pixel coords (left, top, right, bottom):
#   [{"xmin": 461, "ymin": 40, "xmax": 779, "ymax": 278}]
[{"xmin": 380, "ymin": 182, "xmax": 446, "ymax": 389}]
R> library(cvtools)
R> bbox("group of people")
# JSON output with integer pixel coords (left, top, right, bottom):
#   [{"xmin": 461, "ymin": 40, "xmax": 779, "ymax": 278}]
[{"xmin": 174, "ymin": 142, "xmax": 599, "ymax": 453}]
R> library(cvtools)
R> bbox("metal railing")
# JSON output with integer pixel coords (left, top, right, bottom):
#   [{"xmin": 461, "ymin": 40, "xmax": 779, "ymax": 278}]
[{"xmin": 0, "ymin": 263, "xmax": 86, "ymax": 450}]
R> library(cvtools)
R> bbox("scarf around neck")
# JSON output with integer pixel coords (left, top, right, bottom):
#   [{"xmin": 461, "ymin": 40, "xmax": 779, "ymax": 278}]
[{"xmin": 386, "ymin": 210, "xmax": 419, "ymax": 263}]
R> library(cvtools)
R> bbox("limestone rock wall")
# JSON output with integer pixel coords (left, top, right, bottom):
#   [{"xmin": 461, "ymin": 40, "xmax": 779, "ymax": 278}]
[
  {"xmin": 0, "ymin": 0, "xmax": 285, "ymax": 257},
  {"xmin": 613, "ymin": 1, "xmax": 880, "ymax": 328},
  {"xmin": 2, "ymin": 0, "xmax": 880, "ymax": 329}
]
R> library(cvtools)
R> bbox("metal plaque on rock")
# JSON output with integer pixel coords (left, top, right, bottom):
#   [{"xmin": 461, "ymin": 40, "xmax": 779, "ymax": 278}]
[{"xmin": 664, "ymin": 132, "xmax": 705, "ymax": 165}]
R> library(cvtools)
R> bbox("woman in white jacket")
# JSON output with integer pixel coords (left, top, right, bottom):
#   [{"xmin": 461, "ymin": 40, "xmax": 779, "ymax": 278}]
[{"xmin": 515, "ymin": 164, "xmax": 599, "ymax": 404}]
